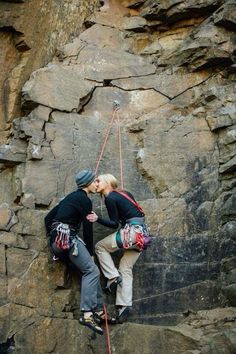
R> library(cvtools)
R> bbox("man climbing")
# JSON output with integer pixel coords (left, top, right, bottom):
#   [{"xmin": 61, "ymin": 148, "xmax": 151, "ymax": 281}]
[{"xmin": 45, "ymin": 170, "xmax": 106, "ymax": 335}]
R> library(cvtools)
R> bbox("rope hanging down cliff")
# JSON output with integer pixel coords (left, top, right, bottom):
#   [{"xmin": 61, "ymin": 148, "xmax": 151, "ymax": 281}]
[
  {"xmin": 95, "ymin": 101, "xmax": 124, "ymax": 189},
  {"xmin": 94, "ymin": 101, "xmax": 123, "ymax": 354}
]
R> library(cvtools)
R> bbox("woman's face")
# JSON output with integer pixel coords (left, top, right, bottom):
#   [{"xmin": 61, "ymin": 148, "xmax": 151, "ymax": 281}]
[{"xmin": 96, "ymin": 176, "xmax": 108, "ymax": 194}]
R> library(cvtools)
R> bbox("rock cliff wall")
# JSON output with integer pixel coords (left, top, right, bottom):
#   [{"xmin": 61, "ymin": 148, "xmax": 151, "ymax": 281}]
[
  {"xmin": 0, "ymin": 0, "xmax": 236, "ymax": 353},
  {"xmin": 0, "ymin": 0, "xmax": 98, "ymax": 143}
]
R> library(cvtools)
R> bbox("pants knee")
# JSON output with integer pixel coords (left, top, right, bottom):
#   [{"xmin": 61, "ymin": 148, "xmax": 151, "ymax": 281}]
[
  {"xmin": 119, "ymin": 267, "xmax": 132, "ymax": 277},
  {"xmin": 88, "ymin": 263, "xmax": 100, "ymax": 280},
  {"xmin": 119, "ymin": 261, "xmax": 133, "ymax": 276},
  {"xmin": 93, "ymin": 264, "xmax": 100, "ymax": 277},
  {"xmin": 95, "ymin": 241, "xmax": 103, "ymax": 255}
]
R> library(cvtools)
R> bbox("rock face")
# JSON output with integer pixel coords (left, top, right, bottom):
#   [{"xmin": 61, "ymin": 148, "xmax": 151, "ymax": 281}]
[
  {"xmin": 0, "ymin": 0, "xmax": 98, "ymax": 143},
  {"xmin": 0, "ymin": 0, "xmax": 236, "ymax": 353}
]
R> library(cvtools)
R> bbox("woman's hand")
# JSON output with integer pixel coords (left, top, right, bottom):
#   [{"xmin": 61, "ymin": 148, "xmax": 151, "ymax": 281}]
[{"xmin": 86, "ymin": 211, "xmax": 98, "ymax": 222}]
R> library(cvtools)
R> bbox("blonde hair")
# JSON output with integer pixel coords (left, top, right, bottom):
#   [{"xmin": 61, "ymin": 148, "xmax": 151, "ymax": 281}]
[{"xmin": 98, "ymin": 174, "xmax": 118, "ymax": 189}]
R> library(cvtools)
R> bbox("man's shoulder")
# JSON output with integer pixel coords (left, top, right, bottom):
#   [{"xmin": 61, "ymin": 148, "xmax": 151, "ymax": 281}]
[
  {"xmin": 70, "ymin": 189, "xmax": 91, "ymax": 202},
  {"xmin": 62, "ymin": 190, "xmax": 76, "ymax": 200},
  {"xmin": 65, "ymin": 189, "xmax": 83, "ymax": 197}
]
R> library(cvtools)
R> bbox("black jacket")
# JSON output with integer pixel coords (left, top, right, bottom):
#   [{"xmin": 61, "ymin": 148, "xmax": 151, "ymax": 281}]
[
  {"xmin": 44, "ymin": 189, "xmax": 94, "ymax": 255},
  {"xmin": 97, "ymin": 190, "xmax": 143, "ymax": 229}
]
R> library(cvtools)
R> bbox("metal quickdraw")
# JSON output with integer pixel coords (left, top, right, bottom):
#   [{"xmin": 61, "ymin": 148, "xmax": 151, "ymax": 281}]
[
  {"xmin": 135, "ymin": 228, "xmax": 145, "ymax": 251},
  {"xmin": 55, "ymin": 223, "xmax": 71, "ymax": 250},
  {"xmin": 122, "ymin": 223, "xmax": 132, "ymax": 249}
]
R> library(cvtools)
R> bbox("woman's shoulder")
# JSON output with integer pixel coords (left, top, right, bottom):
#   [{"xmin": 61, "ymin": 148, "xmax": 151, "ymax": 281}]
[
  {"xmin": 105, "ymin": 191, "xmax": 122, "ymax": 204},
  {"xmin": 106, "ymin": 190, "xmax": 134, "ymax": 203},
  {"xmin": 106, "ymin": 191, "xmax": 117, "ymax": 200},
  {"xmin": 112, "ymin": 189, "xmax": 134, "ymax": 198},
  {"xmin": 68, "ymin": 189, "xmax": 90, "ymax": 201}
]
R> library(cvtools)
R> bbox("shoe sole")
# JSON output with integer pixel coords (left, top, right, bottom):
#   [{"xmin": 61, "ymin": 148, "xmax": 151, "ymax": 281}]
[
  {"xmin": 79, "ymin": 319, "xmax": 103, "ymax": 335},
  {"xmin": 94, "ymin": 315, "xmax": 117, "ymax": 325}
]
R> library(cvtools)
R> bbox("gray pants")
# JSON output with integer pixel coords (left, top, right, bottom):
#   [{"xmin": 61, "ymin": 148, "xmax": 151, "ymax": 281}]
[
  {"xmin": 95, "ymin": 232, "xmax": 141, "ymax": 307},
  {"xmin": 52, "ymin": 239, "xmax": 104, "ymax": 312}
]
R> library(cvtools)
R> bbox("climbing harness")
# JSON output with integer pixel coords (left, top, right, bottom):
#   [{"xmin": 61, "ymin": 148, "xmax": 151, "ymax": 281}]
[
  {"xmin": 113, "ymin": 190, "xmax": 152, "ymax": 251},
  {"xmin": 95, "ymin": 101, "xmax": 124, "ymax": 189},
  {"xmin": 53, "ymin": 222, "xmax": 85, "ymax": 256},
  {"xmin": 117, "ymin": 221, "xmax": 152, "ymax": 252}
]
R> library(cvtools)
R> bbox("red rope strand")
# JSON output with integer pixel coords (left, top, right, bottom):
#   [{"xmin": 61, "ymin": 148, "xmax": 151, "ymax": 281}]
[
  {"xmin": 103, "ymin": 304, "xmax": 112, "ymax": 354},
  {"xmin": 116, "ymin": 110, "xmax": 124, "ymax": 189},
  {"xmin": 95, "ymin": 108, "xmax": 117, "ymax": 175},
  {"xmin": 94, "ymin": 102, "xmax": 124, "ymax": 190}
]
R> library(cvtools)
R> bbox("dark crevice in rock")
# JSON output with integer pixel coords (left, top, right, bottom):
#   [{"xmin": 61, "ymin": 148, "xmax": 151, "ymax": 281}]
[
  {"xmin": 21, "ymin": 101, "xmax": 39, "ymax": 117},
  {"xmin": 84, "ymin": 19, "xmax": 95, "ymax": 29},
  {"xmin": 48, "ymin": 109, "xmax": 57, "ymax": 124},
  {"xmin": 15, "ymin": 39, "xmax": 31, "ymax": 52},
  {"xmin": 77, "ymin": 88, "xmax": 96, "ymax": 113},
  {"xmin": 35, "ymin": 203, "xmax": 49, "ymax": 210},
  {"xmin": 165, "ymin": 4, "xmax": 221, "ymax": 25},
  {"xmin": 48, "ymin": 142, "xmax": 56, "ymax": 160},
  {"xmin": 140, "ymin": 1, "xmax": 224, "ymax": 22},
  {"xmin": 85, "ymin": 78, "xmax": 107, "ymax": 84},
  {"xmin": 103, "ymin": 79, "xmax": 112, "ymax": 86},
  {"xmin": 14, "ymin": 195, "xmax": 21, "ymax": 204},
  {"xmin": 0, "ymin": 336, "xmax": 15, "ymax": 354},
  {"xmin": 171, "ymin": 73, "xmax": 215, "ymax": 100},
  {"xmin": 23, "ymin": 103, "xmax": 73, "ymax": 116},
  {"xmin": 2, "ymin": 78, "xmax": 9, "ymax": 128},
  {"xmin": 111, "ymin": 80, "xmax": 171, "ymax": 99},
  {"xmin": 191, "ymin": 57, "xmax": 234, "ymax": 72},
  {"xmin": 0, "ymin": 26, "xmax": 23, "ymax": 35},
  {"xmin": 110, "ymin": 71, "xmax": 217, "ymax": 101},
  {"xmin": 126, "ymin": 0, "xmax": 145, "ymax": 10},
  {"xmin": 85, "ymin": 71, "xmax": 158, "ymax": 85}
]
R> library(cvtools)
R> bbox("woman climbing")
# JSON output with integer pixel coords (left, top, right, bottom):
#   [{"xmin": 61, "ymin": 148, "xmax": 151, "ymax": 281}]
[{"xmin": 87, "ymin": 173, "xmax": 150, "ymax": 323}]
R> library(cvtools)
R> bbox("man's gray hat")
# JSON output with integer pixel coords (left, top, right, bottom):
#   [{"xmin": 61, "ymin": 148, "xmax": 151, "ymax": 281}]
[{"xmin": 75, "ymin": 170, "xmax": 95, "ymax": 189}]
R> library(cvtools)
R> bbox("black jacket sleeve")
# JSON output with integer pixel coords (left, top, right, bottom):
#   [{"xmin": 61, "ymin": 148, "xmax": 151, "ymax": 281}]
[
  {"xmin": 80, "ymin": 197, "xmax": 94, "ymax": 256},
  {"xmin": 96, "ymin": 197, "xmax": 119, "ymax": 229},
  {"xmin": 82, "ymin": 218, "xmax": 94, "ymax": 256},
  {"xmin": 44, "ymin": 204, "xmax": 59, "ymax": 235}
]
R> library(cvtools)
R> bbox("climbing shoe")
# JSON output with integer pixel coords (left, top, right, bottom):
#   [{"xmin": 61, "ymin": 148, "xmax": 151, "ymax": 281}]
[
  {"xmin": 79, "ymin": 314, "xmax": 103, "ymax": 335},
  {"xmin": 116, "ymin": 306, "xmax": 131, "ymax": 323},
  {"xmin": 106, "ymin": 276, "xmax": 122, "ymax": 293},
  {"xmin": 94, "ymin": 310, "xmax": 117, "ymax": 325}
]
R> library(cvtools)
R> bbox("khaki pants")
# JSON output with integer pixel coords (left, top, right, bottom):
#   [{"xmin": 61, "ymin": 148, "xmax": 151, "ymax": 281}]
[{"xmin": 95, "ymin": 232, "xmax": 141, "ymax": 307}]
